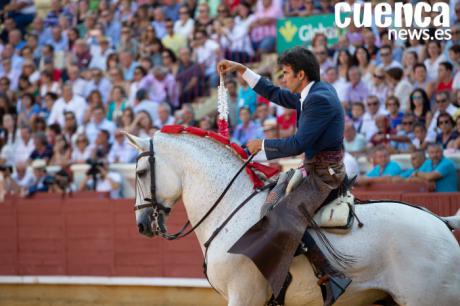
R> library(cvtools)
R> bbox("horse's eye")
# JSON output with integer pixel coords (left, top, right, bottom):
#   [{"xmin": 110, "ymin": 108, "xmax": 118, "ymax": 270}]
[{"xmin": 137, "ymin": 169, "xmax": 147, "ymax": 177}]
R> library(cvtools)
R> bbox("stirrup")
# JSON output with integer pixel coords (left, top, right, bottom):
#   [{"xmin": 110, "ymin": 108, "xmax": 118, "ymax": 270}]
[{"xmin": 318, "ymin": 274, "xmax": 352, "ymax": 306}]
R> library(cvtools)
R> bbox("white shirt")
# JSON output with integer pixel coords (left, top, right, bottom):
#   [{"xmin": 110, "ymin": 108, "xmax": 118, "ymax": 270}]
[
  {"xmin": 108, "ymin": 140, "xmax": 137, "ymax": 163},
  {"xmin": 12, "ymin": 168, "xmax": 35, "ymax": 189},
  {"xmin": 69, "ymin": 78, "xmax": 88, "ymax": 98},
  {"xmin": 71, "ymin": 146, "xmax": 92, "ymax": 162},
  {"xmin": 242, "ymin": 68, "xmax": 315, "ymax": 160},
  {"xmin": 14, "ymin": 137, "xmax": 35, "ymax": 163},
  {"xmin": 85, "ymin": 119, "xmax": 116, "ymax": 144},
  {"xmin": 48, "ymin": 95, "xmax": 87, "ymax": 126},
  {"xmin": 194, "ymin": 39, "xmax": 219, "ymax": 76},
  {"xmin": 86, "ymin": 172, "xmax": 122, "ymax": 198},
  {"xmin": 174, "ymin": 18, "xmax": 194, "ymax": 39},
  {"xmin": 344, "ymin": 152, "xmax": 360, "ymax": 178}
]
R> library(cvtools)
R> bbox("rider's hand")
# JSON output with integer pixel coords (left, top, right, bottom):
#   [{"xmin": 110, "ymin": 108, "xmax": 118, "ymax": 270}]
[
  {"xmin": 246, "ymin": 139, "xmax": 263, "ymax": 155},
  {"xmin": 217, "ymin": 60, "xmax": 247, "ymax": 75}
]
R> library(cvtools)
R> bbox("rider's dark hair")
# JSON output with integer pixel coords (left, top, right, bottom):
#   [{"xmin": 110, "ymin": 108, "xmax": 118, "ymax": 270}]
[{"xmin": 278, "ymin": 46, "xmax": 320, "ymax": 82}]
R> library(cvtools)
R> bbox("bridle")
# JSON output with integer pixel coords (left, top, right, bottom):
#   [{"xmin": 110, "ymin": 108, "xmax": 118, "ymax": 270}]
[
  {"xmin": 132, "ymin": 137, "xmax": 275, "ymax": 287},
  {"xmin": 133, "ymin": 138, "xmax": 270, "ymax": 241}
]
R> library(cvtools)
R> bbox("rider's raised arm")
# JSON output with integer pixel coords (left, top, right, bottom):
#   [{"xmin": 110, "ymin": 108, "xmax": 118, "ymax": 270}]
[{"xmin": 242, "ymin": 68, "xmax": 299, "ymax": 110}]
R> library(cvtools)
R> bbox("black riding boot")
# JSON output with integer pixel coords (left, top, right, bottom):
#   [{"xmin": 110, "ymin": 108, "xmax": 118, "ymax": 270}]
[{"xmin": 301, "ymin": 231, "xmax": 352, "ymax": 306}]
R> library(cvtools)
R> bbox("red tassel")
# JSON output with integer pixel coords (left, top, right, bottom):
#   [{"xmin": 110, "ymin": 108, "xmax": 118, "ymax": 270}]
[{"xmin": 217, "ymin": 118, "xmax": 229, "ymax": 139}]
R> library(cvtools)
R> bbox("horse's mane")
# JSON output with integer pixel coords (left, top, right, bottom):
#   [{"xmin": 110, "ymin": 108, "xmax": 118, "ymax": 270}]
[{"xmin": 159, "ymin": 125, "xmax": 279, "ymax": 188}]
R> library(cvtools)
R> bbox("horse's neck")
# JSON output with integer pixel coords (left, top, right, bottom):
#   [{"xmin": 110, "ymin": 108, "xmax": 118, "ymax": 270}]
[{"xmin": 160, "ymin": 134, "xmax": 265, "ymax": 245}]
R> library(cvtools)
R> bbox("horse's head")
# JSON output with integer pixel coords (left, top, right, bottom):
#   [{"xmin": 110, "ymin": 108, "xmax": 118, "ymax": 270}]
[{"xmin": 125, "ymin": 132, "xmax": 182, "ymax": 238}]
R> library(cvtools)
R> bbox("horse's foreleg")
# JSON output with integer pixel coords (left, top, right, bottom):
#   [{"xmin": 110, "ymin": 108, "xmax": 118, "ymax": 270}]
[{"xmin": 227, "ymin": 293, "xmax": 268, "ymax": 306}]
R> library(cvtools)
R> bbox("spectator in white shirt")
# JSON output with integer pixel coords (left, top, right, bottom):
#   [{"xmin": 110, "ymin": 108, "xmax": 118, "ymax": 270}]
[
  {"xmin": 14, "ymin": 125, "xmax": 35, "ymax": 163},
  {"xmin": 66, "ymin": 64, "xmax": 88, "ymax": 97},
  {"xmin": 48, "ymin": 84, "xmax": 87, "ymax": 126},
  {"xmin": 324, "ymin": 67, "xmax": 347, "ymax": 99},
  {"xmin": 128, "ymin": 66, "xmax": 147, "ymax": 106},
  {"xmin": 426, "ymin": 91, "xmax": 458, "ymax": 143},
  {"xmin": 191, "ymin": 29, "xmax": 220, "ymax": 86},
  {"xmin": 155, "ymin": 102, "xmax": 175, "ymax": 128},
  {"xmin": 0, "ymin": 58, "xmax": 20, "ymax": 90},
  {"xmin": 424, "ymin": 41, "xmax": 447, "ymax": 81},
  {"xmin": 368, "ymin": 68, "xmax": 389, "ymax": 106},
  {"xmin": 174, "ymin": 6, "xmax": 194, "ymax": 39},
  {"xmin": 71, "ymin": 133, "xmax": 92, "ymax": 163},
  {"xmin": 84, "ymin": 106, "xmax": 116, "ymax": 144},
  {"xmin": 377, "ymin": 45, "xmax": 403, "ymax": 71},
  {"xmin": 362, "ymin": 95, "xmax": 387, "ymax": 141},
  {"xmin": 133, "ymin": 89, "xmax": 159, "ymax": 124},
  {"xmin": 85, "ymin": 68, "xmax": 112, "ymax": 103},
  {"xmin": 218, "ymin": 16, "xmax": 254, "ymax": 62},
  {"xmin": 89, "ymin": 36, "xmax": 113, "ymax": 70},
  {"xmin": 108, "ymin": 129, "xmax": 137, "ymax": 163}
]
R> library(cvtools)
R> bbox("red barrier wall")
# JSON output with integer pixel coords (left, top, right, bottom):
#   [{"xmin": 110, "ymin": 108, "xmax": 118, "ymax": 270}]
[{"xmin": 0, "ymin": 192, "xmax": 459, "ymax": 278}]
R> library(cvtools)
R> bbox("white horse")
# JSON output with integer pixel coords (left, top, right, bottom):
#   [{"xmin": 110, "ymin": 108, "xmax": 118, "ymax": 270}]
[{"xmin": 126, "ymin": 131, "xmax": 460, "ymax": 306}]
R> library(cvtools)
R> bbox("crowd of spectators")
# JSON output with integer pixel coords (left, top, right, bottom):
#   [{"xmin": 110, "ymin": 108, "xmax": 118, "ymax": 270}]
[{"xmin": 0, "ymin": 0, "xmax": 460, "ymax": 198}]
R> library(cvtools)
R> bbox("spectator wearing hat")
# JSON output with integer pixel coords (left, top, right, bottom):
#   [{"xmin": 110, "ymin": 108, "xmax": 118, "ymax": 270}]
[
  {"xmin": 23, "ymin": 159, "xmax": 54, "ymax": 197},
  {"xmin": 89, "ymin": 36, "xmax": 113, "ymax": 70},
  {"xmin": 409, "ymin": 143, "xmax": 458, "ymax": 192}
]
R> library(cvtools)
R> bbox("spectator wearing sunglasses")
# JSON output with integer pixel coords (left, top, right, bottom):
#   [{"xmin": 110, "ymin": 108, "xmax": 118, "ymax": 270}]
[
  {"xmin": 435, "ymin": 112, "xmax": 456, "ymax": 149},
  {"xmin": 377, "ymin": 45, "xmax": 402, "ymax": 71},
  {"xmin": 368, "ymin": 67, "xmax": 389, "ymax": 106},
  {"xmin": 392, "ymin": 113, "xmax": 415, "ymax": 153},
  {"xmin": 385, "ymin": 96, "xmax": 404, "ymax": 130},
  {"xmin": 426, "ymin": 92, "xmax": 458, "ymax": 143},
  {"xmin": 362, "ymin": 95, "xmax": 387, "ymax": 141}
]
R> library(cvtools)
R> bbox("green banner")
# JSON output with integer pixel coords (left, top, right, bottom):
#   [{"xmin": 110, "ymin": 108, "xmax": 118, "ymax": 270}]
[{"xmin": 276, "ymin": 14, "xmax": 344, "ymax": 53}]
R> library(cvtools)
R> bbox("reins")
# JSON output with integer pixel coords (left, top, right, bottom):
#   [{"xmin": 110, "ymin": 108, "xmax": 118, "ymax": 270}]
[{"xmin": 134, "ymin": 139, "xmax": 268, "ymax": 242}]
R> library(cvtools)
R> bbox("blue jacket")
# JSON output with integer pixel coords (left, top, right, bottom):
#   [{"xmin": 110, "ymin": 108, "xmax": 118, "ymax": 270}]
[{"xmin": 254, "ymin": 78, "xmax": 344, "ymax": 160}]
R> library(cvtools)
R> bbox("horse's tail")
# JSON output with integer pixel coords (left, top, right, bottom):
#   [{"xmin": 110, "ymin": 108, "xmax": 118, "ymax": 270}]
[{"xmin": 441, "ymin": 210, "xmax": 460, "ymax": 230}]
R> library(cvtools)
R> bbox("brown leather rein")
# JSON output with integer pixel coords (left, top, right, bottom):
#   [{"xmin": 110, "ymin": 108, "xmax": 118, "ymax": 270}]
[{"xmin": 133, "ymin": 139, "xmax": 270, "ymax": 241}]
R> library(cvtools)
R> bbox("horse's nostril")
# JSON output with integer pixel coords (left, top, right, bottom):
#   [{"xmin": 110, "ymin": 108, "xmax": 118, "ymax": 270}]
[{"xmin": 138, "ymin": 223, "xmax": 144, "ymax": 233}]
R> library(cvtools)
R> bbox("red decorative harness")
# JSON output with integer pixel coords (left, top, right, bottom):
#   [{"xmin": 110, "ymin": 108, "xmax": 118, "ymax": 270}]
[{"xmin": 160, "ymin": 125, "xmax": 280, "ymax": 188}]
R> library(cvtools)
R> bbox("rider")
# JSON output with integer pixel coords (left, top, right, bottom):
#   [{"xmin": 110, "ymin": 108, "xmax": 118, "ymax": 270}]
[{"xmin": 218, "ymin": 46, "xmax": 351, "ymax": 306}]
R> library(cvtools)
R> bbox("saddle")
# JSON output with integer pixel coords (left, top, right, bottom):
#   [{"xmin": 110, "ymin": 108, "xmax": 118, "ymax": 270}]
[{"xmin": 261, "ymin": 169, "xmax": 356, "ymax": 233}]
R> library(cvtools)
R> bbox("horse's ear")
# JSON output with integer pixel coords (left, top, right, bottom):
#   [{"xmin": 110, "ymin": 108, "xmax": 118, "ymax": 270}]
[{"xmin": 123, "ymin": 131, "xmax": 145, "ymax": 152}]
